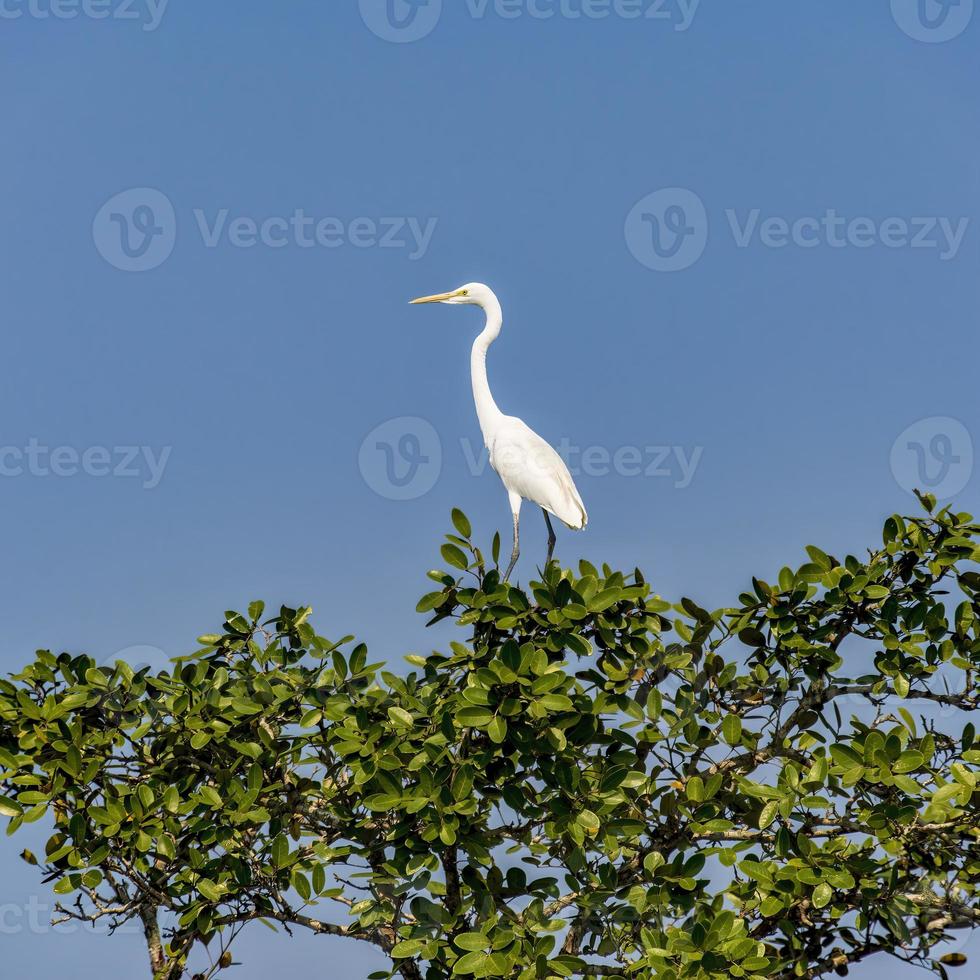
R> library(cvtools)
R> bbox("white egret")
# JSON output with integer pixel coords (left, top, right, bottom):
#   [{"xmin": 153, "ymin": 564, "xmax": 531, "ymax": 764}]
[{"xmin": 410, "ymin": 283, "xmax": 587, "ymax": 581}]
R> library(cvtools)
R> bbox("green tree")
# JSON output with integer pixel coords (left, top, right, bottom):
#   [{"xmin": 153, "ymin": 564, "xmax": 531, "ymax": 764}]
[{"xmin": 2, "ymin": 497, "xmax": 979, "ymax": 980}]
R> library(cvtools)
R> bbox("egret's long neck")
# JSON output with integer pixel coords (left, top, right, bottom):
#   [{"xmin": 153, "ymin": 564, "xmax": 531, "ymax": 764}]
[{"xmin": 471, "ymin": 295, "xmax": 504, "ymax": 440}]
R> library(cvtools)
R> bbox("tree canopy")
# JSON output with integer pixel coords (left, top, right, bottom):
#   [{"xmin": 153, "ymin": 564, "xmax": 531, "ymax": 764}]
[{"xmin": 1, "ymin": 495, "xmax": 979, "ymax": 980}]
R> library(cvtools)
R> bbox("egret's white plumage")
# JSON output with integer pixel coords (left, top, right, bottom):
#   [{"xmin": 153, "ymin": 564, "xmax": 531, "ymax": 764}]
[
  {"xmin": 489, "ymin": 417, "xmax": 587, "ymax": 530},
  {"xmin": 410, "ymin": 282, "xmax": 587, "ymax": 580}
]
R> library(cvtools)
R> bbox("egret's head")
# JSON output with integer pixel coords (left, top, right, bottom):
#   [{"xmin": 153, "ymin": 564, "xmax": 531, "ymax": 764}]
[{"xmin": 409, "ymin": 282, "xmax": 496, "ymax": 308}]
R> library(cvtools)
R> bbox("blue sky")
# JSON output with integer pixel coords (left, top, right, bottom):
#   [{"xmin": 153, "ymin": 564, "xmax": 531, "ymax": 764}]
[{"xmin": 0, "ymin": 2, "xmax": 977, "ymax": 977}]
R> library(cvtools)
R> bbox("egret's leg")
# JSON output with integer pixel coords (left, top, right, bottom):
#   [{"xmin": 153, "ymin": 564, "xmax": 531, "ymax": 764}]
[
  {"xmin": 503, "ymin": 493, "xmax": 521, "ymax": 582},
  {"xmin": 542, "ymin": 509, "xmax": 557, "ymax": 564}
]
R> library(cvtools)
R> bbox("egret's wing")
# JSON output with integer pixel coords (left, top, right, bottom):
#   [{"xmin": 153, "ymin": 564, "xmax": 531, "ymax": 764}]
[{"xmin": 489, "ymin": 418, "xmax": 588, "ymax": 529}]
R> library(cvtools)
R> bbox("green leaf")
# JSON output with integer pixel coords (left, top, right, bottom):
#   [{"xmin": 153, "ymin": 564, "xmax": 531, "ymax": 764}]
[
  {"xmin": 388, "ymin": 707, "xmax": 414, "ymax": 728},
  {"xmin": 686, "ymin": 777, "xmax": 705, "ymax": 802},
  {"xmin": 456, "ymin": 706, "xmax": 493, "ymax": 728},
  {"xmin": 643, "ymin": 851, "xmax": 665, "ymax": 876},
  {"xmin": 940, "ymin": 953, "xmax": 968, "ymax": 967},
  {"xmin": 952, "ymin": 763, "xmax": 976, "ymax": 789},
  {"xmin": 898, "ymin": 707, "xmax": 918, "ymax": 737},
  {"xmin": 197, "ymin": 879, "xmax": 223, "ymax": 902},
  {"xmin": 392, "ymin": 939, "xmax": 424, "ymax": 958},
  {"xmin": 454, "ymin": 932, "xmax": 490, "ymax": 952},
  {"xmin": 538, "ymin": 694, "xmax": 574, "ymax": 713},
  {"xmin": 812, "ymin": 883, "xmax": 833, "ymax": 909},
  {"xmin": 271, "ymin": 834, "xmax": 289, "ymax": 867},
  {"xmin": 0, "ymin": 796, "xmax": 22, "ymax": 818},
  {"xmin": 933, "ymin": 784, "xmax": 961, "ymax": 805},
  {"xmin": 441, "ymin": 544, "xmax": 469, "ymax": 571},
  {"xmin": 758, "ymin": 801, "xmax": 779, "ymax": 830},
  {"xmin": 163, "ymin": 786, "xmax": 180, "ymax": 813},
  {"xmin": 292, "ymin": 870, "xmax": 312, "ymax": 902},
  {"xmin": 312, "ymin": 864, "xmax": 326, "ymax": 895},
  {"xmin": 830, "ymin": 744, "xmax": 863, "ymax": 769},
  {"xmin": 199, "ymin": 786, "xmax": 223, "ymax": 808},
  {"xmin": 364, "ymin": 794, "xmax": 401, "ymax": 811},
  {"xmin": 487, "ymin": 716, "xmax": 507, "ymax": 744},
  {"xmin": 894, "ymin": 750, "xmax": 924, "ymax": 773},
  {"xmin": 451, "ymin": 509, "xmax": 472, "ymax": 539},
  {"xmin": 453, "ymin": 951, "xmax": 488, "ymax": 975},
  {"xmin": 300, "ymin": 708, "xmax": 323, "ymax": 727},
  {"xmin": 722, "ymin": 714, "xmax": 742, "ymax": 746},
  {"xmin": 760, "ymin": 895, "xmax": 784, "ymax": 917},
  {"xmin": 416, "ymin": 591, "xmax": 445, "ymax": 614},
  {"xmin": 588, "ymin": 588, "xmax": 622, "ymax": 612},
  {"xmin": 805, "ymin": 545, "xmax": 832, "ymax": 571},
  {"xmin": 646, "ymin": 688, "xmax": 663, "ymax": 720}
]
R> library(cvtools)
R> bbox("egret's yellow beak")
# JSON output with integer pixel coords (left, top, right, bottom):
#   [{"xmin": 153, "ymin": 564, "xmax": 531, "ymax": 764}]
[{"xmin": 409, "ymin": 289, "xmax": 462, "ymax": 305}]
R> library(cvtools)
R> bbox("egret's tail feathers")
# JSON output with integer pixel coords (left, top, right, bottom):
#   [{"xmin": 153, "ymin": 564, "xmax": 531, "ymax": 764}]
[{"xmin": 549, "ymin": 492, "xmax": 588, "ymax": 531}]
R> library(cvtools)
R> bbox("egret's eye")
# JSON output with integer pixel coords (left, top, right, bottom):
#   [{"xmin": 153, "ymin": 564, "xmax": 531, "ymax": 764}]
[{"xmin": 461, "ymin": 290, "xmax": 469, "ymax": 296}]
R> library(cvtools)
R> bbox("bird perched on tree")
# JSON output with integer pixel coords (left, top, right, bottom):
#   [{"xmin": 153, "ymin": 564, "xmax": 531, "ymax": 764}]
[{"xmin": 410, "ymin": 283, "xmax": 587, "ymax": 581}]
